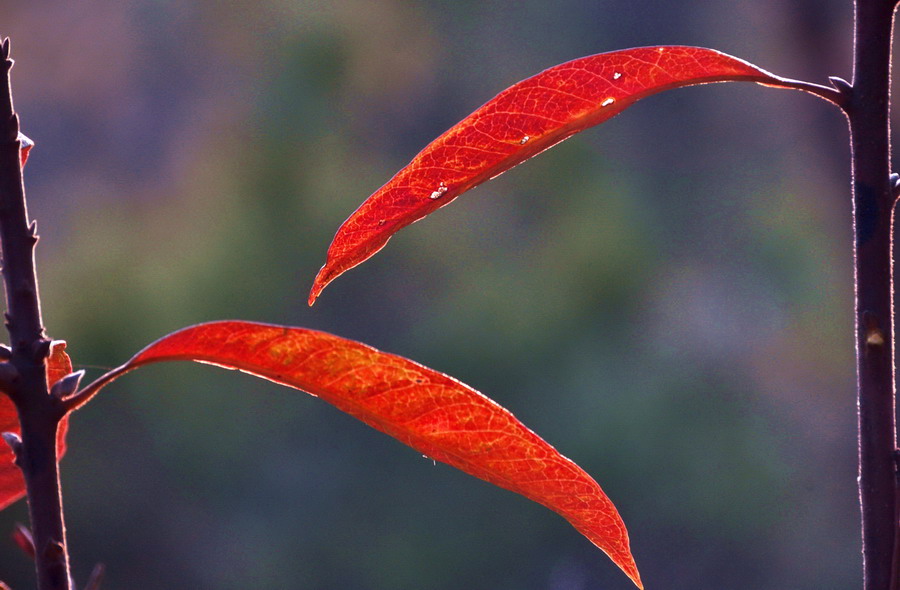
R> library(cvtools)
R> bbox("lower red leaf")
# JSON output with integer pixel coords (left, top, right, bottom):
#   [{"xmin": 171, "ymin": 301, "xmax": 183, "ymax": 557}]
[
  {"xmin": 80, "ymin": 321, "xmax": 642, "ymax": 587},
  {"xmin": 0, "ymin": 342, "xmax": 72, "ymax": 511}
]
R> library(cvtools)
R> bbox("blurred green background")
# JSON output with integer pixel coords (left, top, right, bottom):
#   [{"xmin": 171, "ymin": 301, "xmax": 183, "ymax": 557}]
[{"xmin": 0, "ymin": 1, "xmax": 866, "ymax": 588}]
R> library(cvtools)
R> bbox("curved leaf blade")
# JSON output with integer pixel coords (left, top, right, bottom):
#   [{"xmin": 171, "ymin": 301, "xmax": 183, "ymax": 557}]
[
  {"xmin": 0, "ymin": 342, "xmax": 72, "ymax": 510},
  {"xmin": 309, "ymin": 45, "xmax": 798, "ymax": 304},
  {"xmin": 84, "ymin": 321, "xmax": 642, "ymax": 587}
]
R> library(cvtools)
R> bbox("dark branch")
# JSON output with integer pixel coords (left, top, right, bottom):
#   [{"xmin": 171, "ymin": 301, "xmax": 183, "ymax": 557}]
[
  {"xmin": 847, "ymin": 2, "xmax": 899, "ymax": 589},
  {"xmin": 0, "ymin": 38, "xmax": 72, "ymax": 590}
]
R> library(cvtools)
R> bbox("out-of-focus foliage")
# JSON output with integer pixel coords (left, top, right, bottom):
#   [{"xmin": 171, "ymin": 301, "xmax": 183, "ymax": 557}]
[{"xmin": 3, "ymin": 1, "xmax": 858, "ymax": 589}]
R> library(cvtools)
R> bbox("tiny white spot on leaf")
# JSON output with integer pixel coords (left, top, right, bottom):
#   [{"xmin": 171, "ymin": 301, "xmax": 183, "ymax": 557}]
[
  {"xmin": 601, "ymin": 97, "xmax": 615, "ymax": 107},
  {"xmin": 429, "ymin": 183, "xmax": 448, "ymax": 199},
  {"xmin": 519, "ymin": 135, "xmax": 530, "ymax": 145},
  {"xmin": 613, "ymin": 72, "xmax": 622, "ymax": 80}
]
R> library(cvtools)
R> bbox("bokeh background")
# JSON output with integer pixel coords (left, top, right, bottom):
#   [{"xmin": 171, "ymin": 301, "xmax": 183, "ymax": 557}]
[{"xmin": 0, "ymin": 1, "xmax": 868, "ymax": 588}]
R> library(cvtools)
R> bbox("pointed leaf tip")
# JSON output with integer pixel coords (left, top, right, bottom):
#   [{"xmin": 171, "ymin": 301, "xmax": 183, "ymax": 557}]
[
  {"xmin": 308, "ymin": 267, "xmax": 326, "ymax": 306},
  {"xmin": 86, "ymin": 321, "xmax": 643, "ymax": 585},
  {"xmin": 310, "ymin": 45, "xmax": 804, "ymax": 300}
]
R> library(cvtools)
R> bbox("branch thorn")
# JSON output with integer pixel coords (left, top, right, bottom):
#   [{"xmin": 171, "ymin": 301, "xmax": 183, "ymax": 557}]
[
  {"xmin": 1, "ymin": 431, "xmax": 22, "ymax": 460},
  {"xmin": 50, "ymin": 370, "xmax": 84, "ymax": 400}
]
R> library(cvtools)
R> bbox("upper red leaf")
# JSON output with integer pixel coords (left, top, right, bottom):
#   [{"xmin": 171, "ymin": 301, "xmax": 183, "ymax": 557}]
[
  {"xmin": 0, "ymin": 342, "xmax": 72, "ymax": 511},
  {"xmin": 83, "ymin": 321, "xmax": 643, "ymax": 587},
  {"xmin": 309, "ymin": 46, "xmax": 797, "ymax": 304}
]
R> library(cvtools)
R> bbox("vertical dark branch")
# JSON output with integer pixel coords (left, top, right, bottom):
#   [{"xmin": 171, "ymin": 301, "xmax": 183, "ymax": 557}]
[
  {"xmin": 0, "ymin": 39, "xmax": 71, "ymax": 590},
  {"xmin": 848, "ymin": 3, "xmax": 898, "ymax": 589},
  {"xmin": 0, "ymin": 46, "xmax": 43, "ymax": 347}
]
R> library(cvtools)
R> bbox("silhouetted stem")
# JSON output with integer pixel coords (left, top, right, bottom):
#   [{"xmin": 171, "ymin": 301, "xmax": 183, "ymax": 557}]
[
  {"xmin": 848, "ymin": 3, "xmax": 899, "ymax": 589},
  {"xmin": 0, "ymin": 39, "xmax": 71, "ymax": 590}
]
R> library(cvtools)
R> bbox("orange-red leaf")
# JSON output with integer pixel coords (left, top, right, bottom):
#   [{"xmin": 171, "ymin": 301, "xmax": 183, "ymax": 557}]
[
  {"xmin": 83, "ymin": 321, "xmax": 643, "ymax": 587},
  {"xmin": 309, "ymin": 46, "xmax": 800, "ymax": 304},
  {"xmin": 0, "ymin": 342, "xmax": 72, "ymax": 510}
]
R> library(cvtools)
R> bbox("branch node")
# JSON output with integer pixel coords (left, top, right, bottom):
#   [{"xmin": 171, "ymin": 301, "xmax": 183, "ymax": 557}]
[
  {"xmin": 0, "ymin": 361, "xmax": 20, "ymax": 394},
  {"xmin": 864, "ymin": 311, "xmax": 886, "ymax": 348},
  {"xmin": 42, "ymin": 539, "xmax": 65, "ymax": 563},
  {"xmin": 1, "ymin": 114, "xmax": 19, "ymax": 143},
  {"xmin": 31, "ymin": 338, "xmax": 52, "ymax": 361}
]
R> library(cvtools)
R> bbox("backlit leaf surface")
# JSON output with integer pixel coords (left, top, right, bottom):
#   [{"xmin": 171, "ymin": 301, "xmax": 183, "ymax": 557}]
[
  {"xmin": 85, "ymin": 321, "xmax": 642, "ymax": 587},
  {"xmin": 310, "ymin": 46, "xmax": 798, "ymax": 303},
  {"xmin": 0, "ymin": 342, "xmax": 72, "ymax": 510}
]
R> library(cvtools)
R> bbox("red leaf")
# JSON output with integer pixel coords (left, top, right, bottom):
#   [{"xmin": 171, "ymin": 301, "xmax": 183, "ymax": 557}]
[
  {"xmin": 82, "ymin": 321, "xmax": 643, "ymax": 587},
  {"xmin": 309, "ymin": 46, "xmax": 804, "ymax": 304},
  {"xmin": 0, "ymin": 342, "xmax": 72, "ymax": 511}
]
